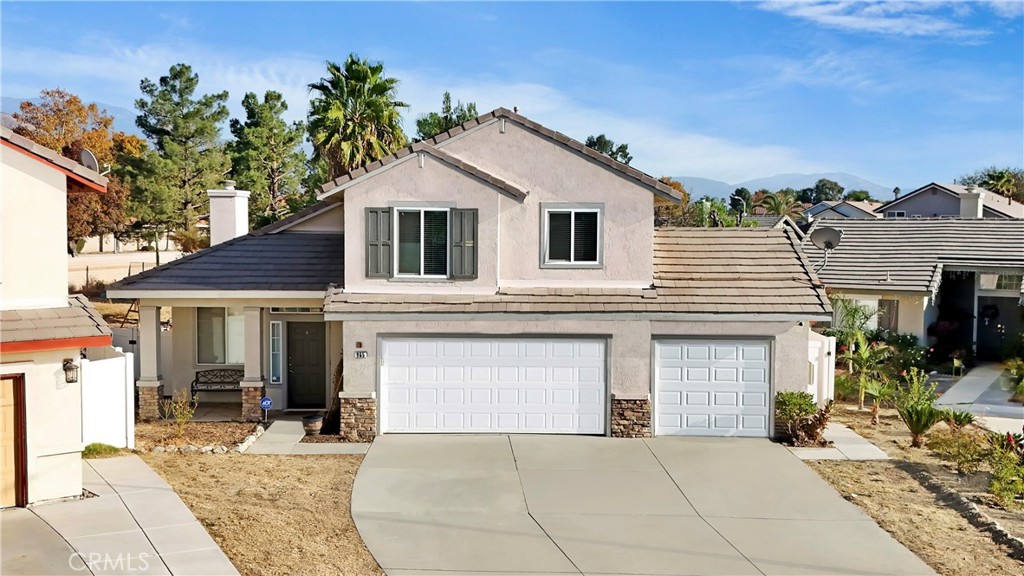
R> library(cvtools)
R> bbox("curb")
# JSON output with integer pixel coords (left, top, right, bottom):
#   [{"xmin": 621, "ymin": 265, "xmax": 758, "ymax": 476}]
[
  {"xmin": 906, "ymin": 466, "xmax": 1024, "ymax": 561},
  {"xmin": 235, "ymin": 424, "xmax": 266, "ymax": 453}
]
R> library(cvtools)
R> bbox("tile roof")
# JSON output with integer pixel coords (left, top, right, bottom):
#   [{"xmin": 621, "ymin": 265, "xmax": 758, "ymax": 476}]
[
  {"xmin": 802, "ymin": 218, "xmax": 1024, "ymax": 293},
  {"xmin": 1, "ymin": 126, "xmax": 108, "ymax": 188},
  {"xmin": 324, "ymin": 227, "xmax": 830, "ymax": 317},
  {"xmin": 875, "ymin": 183, "xmax": 1024, "ymax": 219},
  {"xmin": 745, "ymin": 215, "xmax": 786, "ymax": 228},
  {"xmin": 1, "ymin": 295, "xmax": 111, "ymax": 344},
  {"xmin": 107, "ymin": 233, "xmax": 344, "ymax": 293},
  {"xmin": 319, "ymin": 108, "xmax": 681, "ymax": 202}
]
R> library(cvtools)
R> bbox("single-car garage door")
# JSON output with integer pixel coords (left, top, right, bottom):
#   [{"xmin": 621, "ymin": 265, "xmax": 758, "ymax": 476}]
[
  {"xmin": 655, "ymin": 340, "xmax": 770, "ymax": 437},
  {"xmin": 381, "ymin": 337, "xmax": 606, "ymax": 434}
]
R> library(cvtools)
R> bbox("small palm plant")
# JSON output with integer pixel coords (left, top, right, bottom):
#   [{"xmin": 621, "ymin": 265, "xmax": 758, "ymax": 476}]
[
  {"xmin": 894, "ymin": 367, "xmax": 942, "ymax": 448},
  {"xmin": 841, "ymin": 331, "xmax": 891, "ymax": 410},
  {"xmin": 863, "ymin": 378, "xmax": 896, "ymax": 425},
  {"xmin": 942, "ymin": 409, "xmax": 976, "ymax": 431}
]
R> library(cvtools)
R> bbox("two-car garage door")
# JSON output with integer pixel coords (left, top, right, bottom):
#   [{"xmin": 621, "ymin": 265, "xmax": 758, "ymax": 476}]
[
  {"xmin": 379, "ymin": 336, "xmax": 770, "ymax": 437},
  {"xmin": 381, "ymin": 337, "xmax": 606, "ymax": 434}
]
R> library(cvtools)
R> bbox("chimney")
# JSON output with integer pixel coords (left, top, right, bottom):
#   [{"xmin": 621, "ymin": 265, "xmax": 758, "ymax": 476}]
[
  {"xmin": 958, "ymin": 186, "xmax": 985, "ymax": 219},
  {"xmin": 207, "ymin": 180, "xmax": 250, "ymax": 245}
]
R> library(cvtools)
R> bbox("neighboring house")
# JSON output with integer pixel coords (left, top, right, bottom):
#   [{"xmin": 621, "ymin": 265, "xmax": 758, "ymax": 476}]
[
  {"xmin": 743, "ymin": 214, "xmax": 805, "ymax": 237},
  {"xmin": 108, "ymin": 108, "xmax": 831, "ymax": 440},
  {"xmin": 875, "ymin": 183, "xmax": 1024, "ymax": 219},
  {"xmin": 803, "ymin": 217, "xmax": 1024, "ymax": 361},
  {"xmin": 804, "ymin": 200, "xmax": 882, "ymax": 221},
  {"xmin": 1, "ymin": 127, "xmax": 114, "ymax": 507}
]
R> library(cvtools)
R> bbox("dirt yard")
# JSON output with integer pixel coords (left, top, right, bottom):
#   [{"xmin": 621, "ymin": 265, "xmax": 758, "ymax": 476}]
[
  {"xmin": 808, "ymin": 402, "xmax": 1024, "ymax": 575},
  {"xmin": 142, "ymin": 453, "xmax": 382, "ymax": 576},
  {"xmin": 135, "ymin": 422, "xmax": 255, "ymax": 450},
  {"xmin": 89, "ymin": 299, "xmax": 173, "ymax": 327}
]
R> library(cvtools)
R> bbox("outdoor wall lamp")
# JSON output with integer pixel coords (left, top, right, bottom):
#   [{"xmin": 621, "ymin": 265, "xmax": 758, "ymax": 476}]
[{"xmin": 62, "ymin": 358, "xmax": 79, "ymax": 384}]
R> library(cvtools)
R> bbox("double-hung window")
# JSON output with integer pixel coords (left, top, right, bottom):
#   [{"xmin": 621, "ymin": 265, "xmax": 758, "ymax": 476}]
[
  {"xmin": 541, "ymin": 203, "xmax": 602, "ymax": 267},
  {"xmin": 397, "ymin": 208, "xmax": 449, "ymax": 277},
  {"xmin": 196, "ymin": 307, "xmax": 245, "ymax": 364}
]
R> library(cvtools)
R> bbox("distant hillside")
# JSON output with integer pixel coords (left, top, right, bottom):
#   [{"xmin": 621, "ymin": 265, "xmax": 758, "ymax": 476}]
[
  {"xmin": 674, "ymin": 172, "xmax": 891, "ymax": 201},
  {"xmin": 1, "ymin": 96, "xmax": 141, "ymax": 137}
]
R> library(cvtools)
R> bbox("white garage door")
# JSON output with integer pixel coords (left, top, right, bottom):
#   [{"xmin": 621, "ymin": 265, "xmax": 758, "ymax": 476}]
[
  {"xmin": 380, "ymin": 337, "xmax": 606, "ymax": 434},
  {"xmin": 655, "ymin": 340, "xmax": 771, "ymax": 437}
]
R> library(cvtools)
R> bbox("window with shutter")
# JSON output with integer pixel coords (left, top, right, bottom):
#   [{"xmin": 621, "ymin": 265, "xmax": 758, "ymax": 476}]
[
  {"xmin": 366, "ymin": 208, "xmax": 393, "ymax": 278},
  {"xmin": 541, "ymin": 203, "xmax": 603, "ymax": 267},
  {"xmin": 451, "ymin": 209, "xmax": 478, "ymax": 279},
  {"xmin": 394, "ymin": 208, "xmax": 450, "ymax": 278}
]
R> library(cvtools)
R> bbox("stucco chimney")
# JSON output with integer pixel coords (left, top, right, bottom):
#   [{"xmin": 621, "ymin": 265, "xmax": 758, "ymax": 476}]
[
  {"xmin": 207, "ymin": 180, "xmax": 250, "ymax": 245},
  {"xmin": 958, "ymin": 186, "xmax": 985, "ymax": 219}
]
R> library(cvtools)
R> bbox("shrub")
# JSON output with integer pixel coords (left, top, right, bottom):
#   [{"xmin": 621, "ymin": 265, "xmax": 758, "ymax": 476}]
[
  {"xmin": 942, "ymin": 409, "xmax": 976, "ymax": 431},
  {"xmin": 929, "ymin": 429, "xmax": 990, "ymax": 474},
  {"xmin": 160, "ymin": 392, "xmax": 199, "ymax": 438},
  {"xmin": 863, "ymin": 378, "xmax": 896, "ymax": 425},
  {"xmin": 775, "ymin": 392, "xmax": 833, "ymax": 446},
  {"xmin": 895, "ymin": 367, "xmax": 939, "ymax": 407},
  {"xmin": 989, "ymin": 448, "xmax": 1024, "ymax": 509},
  {"xmin": 82, "ymin": 443, "xmax": 122, "ymax": 459},
  {"xmin": 834, "ymin": 372, "xmax": 857, "ymax": 401},
  {"xmin": 896, "ymin": 404, "xmax": 945, "ymax": 448}
]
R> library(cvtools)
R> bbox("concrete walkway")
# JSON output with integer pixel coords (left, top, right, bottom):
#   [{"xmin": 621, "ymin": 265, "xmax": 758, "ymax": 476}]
[
  {"xmin": 246, "ymin": 419, "xmax": 369, "ymax": 454},
  {"xmin": 934, "ymin": 363, "xmax": 1024, "ymax": 433},
  {"xmin": 1, "ymin": 455, "xmax": 237, "ymax": 575},
  {"xmin": 352, "ymin": 435, "xmax": 935, "ymax": 576},
  {"xmin": 789, "ymin": 422, "xmax": 890, "ymax": 460}
]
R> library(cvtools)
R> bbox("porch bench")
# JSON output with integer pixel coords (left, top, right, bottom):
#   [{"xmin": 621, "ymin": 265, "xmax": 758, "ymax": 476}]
[{"xmin": 191, "ymin": 369, "xmax": 245, "ymax": 397}]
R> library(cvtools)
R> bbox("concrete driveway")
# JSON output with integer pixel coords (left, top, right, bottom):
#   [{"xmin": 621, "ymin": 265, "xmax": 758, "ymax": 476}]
[{"xmin": 352, "ymin": 435, "xmax": 935, "ymax": 576}]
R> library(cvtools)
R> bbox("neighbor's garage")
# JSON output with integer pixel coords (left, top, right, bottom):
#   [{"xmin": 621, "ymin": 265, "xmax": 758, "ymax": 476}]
[
  {"xmin": 654, "ymin": 340, "xmax": 771, "ymax": 437},
  {"xmin": 380, "ymin": 337, "xmax": 606, "ymax": 434}
]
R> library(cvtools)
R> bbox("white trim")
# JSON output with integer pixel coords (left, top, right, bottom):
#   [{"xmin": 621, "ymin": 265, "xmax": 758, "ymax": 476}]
[
  {"xmin": 106, "ymin": 290, "xmax": 327, "ymax": 299},
  {"xmin": 266, "ymin": 203, "xmax": 342, "ymax": 234},
  {"xmin": 269, "ymin": 321, "xmax": 283, "ymax": 384}
]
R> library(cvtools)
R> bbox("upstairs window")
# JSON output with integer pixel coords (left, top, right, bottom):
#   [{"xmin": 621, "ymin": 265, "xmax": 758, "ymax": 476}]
[
  {"xmin": 397, "ymin": 208, "xmax": 449, "ymax": 277},
  {"xmin": 366, "ymin": 207, "xmax": 477, "ymax": 280},
  {"xmin": 885, "ymin": 210, "xmax": 906, "ymax": 218},
  {"xmin": 541, "ymin": 204, "xmax": 603, "ymax": 268}
]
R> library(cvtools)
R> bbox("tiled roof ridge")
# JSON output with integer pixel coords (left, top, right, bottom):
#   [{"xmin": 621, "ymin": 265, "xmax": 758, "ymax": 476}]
[
  {"xmin": 1, "ymin": 126, "xmax": 108, "ymax": 187},
  {"xmin": 108, "ymin": 231, "xmax": 344, "ymax": 290},
  {"xmin": 319, "ymin": 107, "xmax": 681, "ymax": 200}
]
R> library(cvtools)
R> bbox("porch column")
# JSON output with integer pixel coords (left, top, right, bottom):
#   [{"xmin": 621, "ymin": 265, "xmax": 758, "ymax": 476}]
[
  {"xmin": 240, "ymin": 306, "xmax": 264, "ymax": 421},
  {"xmin": 136, "ymin": 305, "xmax": 163, "ymax": 421}
]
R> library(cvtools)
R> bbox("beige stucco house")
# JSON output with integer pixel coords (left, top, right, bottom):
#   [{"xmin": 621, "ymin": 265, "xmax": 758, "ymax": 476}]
[
  {"xmin": 108, "ymin": 109, "xmax": 831, "ymax": 440},
  {"xmin": 1, "ymin": 127, "xmax": 113, "ymax": 507}
]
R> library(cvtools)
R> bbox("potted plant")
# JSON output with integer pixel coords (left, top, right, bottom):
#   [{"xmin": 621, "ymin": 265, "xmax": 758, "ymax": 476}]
[{"xmin": 302, "ymin": 413, "xmax": 324, "ymax": 436}]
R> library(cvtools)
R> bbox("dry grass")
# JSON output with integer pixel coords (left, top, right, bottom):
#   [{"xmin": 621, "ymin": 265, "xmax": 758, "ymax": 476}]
[
  {"xmin": 135, "ymin": 421, "xmax": 255, "ymax": 450},
  {"xmin": 142, "ymin": 454, "xmax": 382, "ymax": 576},
  {"xmin": 89, "ymin": 299, "xmax": 172, "ymax": 327},
  {"xmin": 808, "ymin": 402, "xmax": 1024, "ymax": 575}
]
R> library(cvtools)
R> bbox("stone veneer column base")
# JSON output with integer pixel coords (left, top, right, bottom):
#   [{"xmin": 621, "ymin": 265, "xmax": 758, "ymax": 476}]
[
  {"xmin": 137, "ymin": 383, "xmax": 164, "ymax": 422},
  {"xmin": 339, "ymin": 392, "xmax": 377, "ymax": 442},
  {"xmin": 240, "ymin": 384, "xmax": 264, "ymax": 422},
  {"xmin": 610, "ymin": 396, "xmax": 652, "ymax": 438}
]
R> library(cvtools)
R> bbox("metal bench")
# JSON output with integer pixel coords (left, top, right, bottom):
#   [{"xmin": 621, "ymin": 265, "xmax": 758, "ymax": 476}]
[{"xmin": 191, "ymin": 369, "xmax": 245, "ymax": 397}]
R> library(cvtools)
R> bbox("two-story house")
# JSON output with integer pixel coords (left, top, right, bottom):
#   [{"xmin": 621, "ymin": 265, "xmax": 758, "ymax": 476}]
[
  {"xmin": 108, "ymin": 109, "xmax": 831, "ymax": 440},
  {"xmin": 874, "ymin": 182, "xmax": 1024, "ymax": 219},
  {"xmin": 1, "ymin": 127, "xmax": 112, "ymax": 507}
]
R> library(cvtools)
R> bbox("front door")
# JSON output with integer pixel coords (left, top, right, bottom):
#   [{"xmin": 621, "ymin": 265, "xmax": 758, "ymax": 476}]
[
  {"xmin": 287, "ymin": 323, "xmax": 327, "ymax": 409},
  {"xmin": 1, "ymin": 375, "xmax": 26, "ymax": 507},
  {"xmin": 977, "ymin": 296, "xmax": 1023, "ymax": 361}
]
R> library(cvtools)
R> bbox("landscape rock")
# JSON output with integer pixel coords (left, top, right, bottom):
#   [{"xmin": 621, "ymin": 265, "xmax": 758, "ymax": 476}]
[{"xmin": 152, "ymin": 446, "xmax": 165, "ymax": 453}]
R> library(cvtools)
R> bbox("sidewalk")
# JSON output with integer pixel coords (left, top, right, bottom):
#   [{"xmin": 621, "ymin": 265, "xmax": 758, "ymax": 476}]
[
  {"xmin": 1, "ymin": 455, "xmax": 237, "ymax": 575},
  {"xmin": 788, "ymin": 422, "xmax": 890, "ymax": 461},
  {"xmin": 246, "ymin": 419, "xmax": 370, "ymax": 455},
  {"xmin": 934, "ymin": 362, "xmax": 1024, "ymax": 432}
]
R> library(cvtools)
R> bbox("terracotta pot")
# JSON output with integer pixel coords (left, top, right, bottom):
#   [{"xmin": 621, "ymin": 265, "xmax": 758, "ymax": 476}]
[{"xmin": 302, "ymin": 415, "xmax": 323, "ymax": 436}]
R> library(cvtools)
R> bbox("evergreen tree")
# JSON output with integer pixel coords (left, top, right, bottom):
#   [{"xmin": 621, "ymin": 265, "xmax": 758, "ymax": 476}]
[
  {"xmin": 228, "ymin": 91, "xmax": 307, "ymax": 228},
  {"xmin": 584, "ymin": 134, "xmax": 632, "ymax": 165},
  {"xmin": 415, "ymin": 91, "xmax": 478, "ymax": 141},
  {"xmin": 134, "ymin": 64, "xmax": 230, "ymax": 232}
]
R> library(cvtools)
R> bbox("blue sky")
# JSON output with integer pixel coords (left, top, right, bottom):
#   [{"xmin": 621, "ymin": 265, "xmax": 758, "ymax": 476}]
[{"xmin": 2, "ymin": 1, "xmax": 1022, "ymax": 189}]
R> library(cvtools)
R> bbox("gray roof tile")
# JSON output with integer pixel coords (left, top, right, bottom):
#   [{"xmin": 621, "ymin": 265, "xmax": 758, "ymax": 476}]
[{"xmin": 1, "ymin": 295, "xmax": 111, "ymax": 344}]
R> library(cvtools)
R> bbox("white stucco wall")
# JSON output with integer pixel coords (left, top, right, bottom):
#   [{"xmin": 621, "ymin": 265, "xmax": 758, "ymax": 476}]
[
  {"xmin": 837, "ymin": 290, "xmax": 930, "ymax": 343},
  {"xmin": 341, "ymin": 319, "xmax": 811, "ymax": 400},
  {"xmin": 2, "ymin": 348, "xmax": 83, "ymax": 504},
  {"xmin": 1, "ymin": 148, "xmax": 69, "ymax": 309}
]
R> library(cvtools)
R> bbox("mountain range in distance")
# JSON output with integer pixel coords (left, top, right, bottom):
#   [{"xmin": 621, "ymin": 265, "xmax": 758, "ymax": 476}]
[{"xmin": 675, "ymin": 173, "xmax": 894, "ymax": 201}]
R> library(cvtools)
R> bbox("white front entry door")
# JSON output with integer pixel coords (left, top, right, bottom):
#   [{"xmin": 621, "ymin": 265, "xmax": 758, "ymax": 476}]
[
  {"xmin": 380, "ymin": 337, "xmax": 606, "ymax": 434},
  {"xmin": 655, "ymin": 340, "xmax": 771, "ymax": 437}
]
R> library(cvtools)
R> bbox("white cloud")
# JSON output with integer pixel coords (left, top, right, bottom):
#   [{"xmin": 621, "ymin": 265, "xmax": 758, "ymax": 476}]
[{"xmin": 758, "ymin": 1, "xmax": 994, "ymax": 39}]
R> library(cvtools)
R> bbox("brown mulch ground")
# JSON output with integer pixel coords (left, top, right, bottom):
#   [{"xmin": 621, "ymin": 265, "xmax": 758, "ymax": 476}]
[
  {"xmin": 135, "ymin": 422, "xmax": 255, "ymax": 450},
  {"xmin": 299, "ymin": 434, "xmax": 349, "ymax": 443},
  {"xmin": 808, "ymin": 402, "xmax": 1024, "ymax": 575},
  {"xmin": 142, "ymin": 453, "xmax": 382, "ymax": 576}
]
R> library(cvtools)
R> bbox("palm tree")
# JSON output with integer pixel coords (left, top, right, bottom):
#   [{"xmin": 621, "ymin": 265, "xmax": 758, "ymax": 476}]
[
  {"xmin": 307, "ymin": 55, "xmax": 409, "ymax": 180},
  {"xmin": 983, "ymin": 169, "xmax": 1016, "ymax": 199},
  {"xmin": 756, "ymin": 191, "xmax": 803, "ymax": 218}
]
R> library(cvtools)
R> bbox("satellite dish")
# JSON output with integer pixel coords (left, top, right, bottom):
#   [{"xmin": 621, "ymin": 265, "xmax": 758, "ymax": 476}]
[
  {"xmin": 810, "ymin": 227, "xmax": 843, "ymax": 251},
  {"xmin": 809, "ymin": 227, "xmax": 843, "ymax": 273},
  {"xmin": 79, "ymin": 149, "xmax": 100, "ymax": 172}
]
